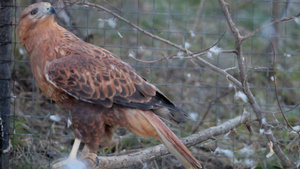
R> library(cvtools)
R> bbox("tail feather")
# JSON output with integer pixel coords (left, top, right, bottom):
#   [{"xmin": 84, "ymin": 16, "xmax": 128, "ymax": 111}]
[{"xmin": 141, "ymin": 111, "xmax": 202, "ymax": 169}]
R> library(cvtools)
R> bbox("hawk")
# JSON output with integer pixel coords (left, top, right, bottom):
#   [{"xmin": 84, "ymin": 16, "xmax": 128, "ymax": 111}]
[{"xmin": 18, "ymin": 2, "xmax": 201, "ymax": 168}]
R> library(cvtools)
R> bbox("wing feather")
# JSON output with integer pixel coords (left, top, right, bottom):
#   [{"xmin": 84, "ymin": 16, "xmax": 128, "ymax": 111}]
[{"xmin": 45, "ymin": 45, "xmax": 156, "ymax": 108}]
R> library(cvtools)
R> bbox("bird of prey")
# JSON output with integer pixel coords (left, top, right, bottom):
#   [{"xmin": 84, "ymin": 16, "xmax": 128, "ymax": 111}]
[{"xmin": 18, "ymin": 2, "xmax": 201, "ymax": 168}]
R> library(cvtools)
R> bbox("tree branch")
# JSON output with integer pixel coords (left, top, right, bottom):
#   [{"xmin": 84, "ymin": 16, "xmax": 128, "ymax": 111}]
[
  {"xmin": 74, "ymin": 1, "xmax": 189, "ymax": 53},
  {"xmin": 242, "ymin": 12, "xmax": 300, "ymax": 41},
  {"xmin": 218, "ymin": 0, "xmax": 296, "ymax": 168},
  {"xmin": 270, "ymin": 44, "xmax": 300, "ymax": 137}
]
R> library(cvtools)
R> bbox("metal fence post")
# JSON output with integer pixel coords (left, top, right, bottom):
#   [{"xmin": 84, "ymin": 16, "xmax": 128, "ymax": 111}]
[{"xmin": 0, "ymin": 0, "xmax": 13, "ymax": 168}]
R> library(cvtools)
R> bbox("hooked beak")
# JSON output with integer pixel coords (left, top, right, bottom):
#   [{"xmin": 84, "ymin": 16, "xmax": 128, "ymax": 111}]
[{"xmin": 49, "ymin": 6, "xmax": 56, "ymax": 15}]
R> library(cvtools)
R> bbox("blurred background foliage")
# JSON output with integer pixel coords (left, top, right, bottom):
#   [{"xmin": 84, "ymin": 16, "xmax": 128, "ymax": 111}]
[{"xmin": 8, "ymin": 0, "xmax": 300, "ymax": 168}]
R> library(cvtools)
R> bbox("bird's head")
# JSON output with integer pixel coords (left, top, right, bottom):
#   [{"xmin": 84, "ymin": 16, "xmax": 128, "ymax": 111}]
[{"xmin": 18, "ymin": 2, "xmax": 56, "ymax": 44}]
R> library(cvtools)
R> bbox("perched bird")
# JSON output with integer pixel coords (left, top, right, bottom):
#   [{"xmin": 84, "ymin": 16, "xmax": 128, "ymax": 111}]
[{"xmin": 18, "ymin": 2, "xmax": 201, "ymax": 168}]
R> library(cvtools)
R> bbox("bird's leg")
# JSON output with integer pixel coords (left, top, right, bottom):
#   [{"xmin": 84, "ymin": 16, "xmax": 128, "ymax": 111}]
[
  {"xmin": 69, "ymin": 138, "xmax": 81, "ymax": 159},
  {"xmin": 52, "ymin": 138, "xmax": 83, "ymax": 168},
  {"xmin": 80, "ymin": 145, "xmax": 90, "ymax": 158}
]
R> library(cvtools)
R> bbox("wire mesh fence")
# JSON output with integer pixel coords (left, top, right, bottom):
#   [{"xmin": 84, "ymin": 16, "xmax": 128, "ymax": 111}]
[{"xmin": 1, "ymin": 0, "xmax": 300, "ymax": 168}]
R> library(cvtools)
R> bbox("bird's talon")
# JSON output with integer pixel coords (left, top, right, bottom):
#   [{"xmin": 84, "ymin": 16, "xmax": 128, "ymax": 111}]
[{"xmin": 80, "ymin": 152, "xmax": 98, "ymax": 168}]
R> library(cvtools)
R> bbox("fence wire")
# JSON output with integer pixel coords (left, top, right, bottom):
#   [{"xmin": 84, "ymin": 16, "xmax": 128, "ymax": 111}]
[{"xmin": 1, "ymin": 0, "xmax": 300, "ymax": 168}]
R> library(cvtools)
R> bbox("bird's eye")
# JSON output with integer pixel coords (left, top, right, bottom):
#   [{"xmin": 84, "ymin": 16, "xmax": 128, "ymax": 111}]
[{"xmin": 30, "ymin": 8, "xmax": 38, "ymax": 15}]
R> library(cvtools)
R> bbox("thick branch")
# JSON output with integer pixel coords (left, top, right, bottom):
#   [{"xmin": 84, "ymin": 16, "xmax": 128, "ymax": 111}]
[
  {"xmin": 217, "ymin": 0, "xmax": 247, "ymax": 86},
  {"xmin": 87, "ymin": 111, "xmax": 250, "ymax": 169}
]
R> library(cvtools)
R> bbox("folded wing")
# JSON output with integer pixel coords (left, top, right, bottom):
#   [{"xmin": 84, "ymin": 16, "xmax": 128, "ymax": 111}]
[{"xmin": 44, "ymin": 45, "xmax": 187, "ymax": 123}]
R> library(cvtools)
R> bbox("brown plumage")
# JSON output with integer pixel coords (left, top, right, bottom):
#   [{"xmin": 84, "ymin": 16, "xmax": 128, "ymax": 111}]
[{"xmin": 18, "ymin": 2, "xmax": 201, "ymax": 168}]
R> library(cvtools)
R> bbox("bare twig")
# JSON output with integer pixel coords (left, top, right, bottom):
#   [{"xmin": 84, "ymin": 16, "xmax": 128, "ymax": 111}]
[
  {"xmin": 191, "ymin": 0, "xmax": 206, "ymax": 32},
  {"xmin": 103, "ymin": 0, "xmax": 125, "ymax": 13},
  {"xmin": 242, "ymin": 12, "xmax": 300, "ymax": 41},
  {"xmin": 224, "ymin": 66, "xmax": 238, "ymax": 72},
  {"xmin": 218, "ymin": 0, "xmax": 296, "ymax": 168},
  {"xmin": 55, "ymin": 111, "xmax": 249, "ymax": 169},
  {"xmin": 56, "ymin": 0, "xmax": 79, "ymax": 13},
  {"xmin": 275, "ymin": 102, "xmax": 300, "ymax": 114},
  {"xmin": 129, "ymin": 32, "xmax": 231, "ymax": 64},
  {"xmin": 270, "ymin": 44, "xmax": 300, "ymax": 137},
  {"xmin": 74, "ymin": 1, "xmax": 190, "ymax": 54},
  {"xmin": 128, "ymin": 54, "xmax": 167, "ymax": 64},
  {"xmin": 272, "ymin": 72, "xmax": 300, "ymax": 137},
  {"xmin": 192, "ymin": 89, "xmax": 233, "ymax": 133}
]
